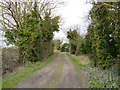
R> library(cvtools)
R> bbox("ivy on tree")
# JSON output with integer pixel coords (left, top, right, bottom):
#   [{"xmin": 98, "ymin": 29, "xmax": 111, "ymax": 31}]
[{"xmin": 0, "ymin": 1, "xmax": 60, "ymax": 62}]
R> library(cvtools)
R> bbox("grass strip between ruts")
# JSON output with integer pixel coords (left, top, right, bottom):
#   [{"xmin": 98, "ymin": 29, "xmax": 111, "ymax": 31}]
[
  {"xmin": 66, "ymin": 52, "xmax": 84, "ymax": 67},
  {"xmin": 42, "ymin": 53, "xmax": 65, "ymax": 88}
]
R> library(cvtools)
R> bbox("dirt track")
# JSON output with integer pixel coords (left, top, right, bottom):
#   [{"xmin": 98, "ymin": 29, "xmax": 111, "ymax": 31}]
[
  {"xmin": 58, "ymin": 53, "xmax": 79, "ymax": 88},
  {"xmin": 15, "ymin": 53, "xmax": 87, "ymax": 88}
]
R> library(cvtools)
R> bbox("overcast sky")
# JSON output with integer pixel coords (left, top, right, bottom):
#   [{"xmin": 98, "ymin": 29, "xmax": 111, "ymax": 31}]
[
  {"xmin": 0, "ymin": 0, "xmax": 93, "ymax": 47},
  {"xmin": 53, "ymin": 0, "xmax": 93, "ymax": 43}
]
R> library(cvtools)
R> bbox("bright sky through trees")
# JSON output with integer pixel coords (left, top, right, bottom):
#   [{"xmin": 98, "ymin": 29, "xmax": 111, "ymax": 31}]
[
  {"xmin": 0, "ymin": 0, "xmax": 93, "ymax": 47},
  {"xmin": 53, "ymin": 0, "xmax": 93, "ymax": 43}
]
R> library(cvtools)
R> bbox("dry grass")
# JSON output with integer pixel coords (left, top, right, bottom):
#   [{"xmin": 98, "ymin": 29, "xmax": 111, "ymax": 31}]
[
  {"xmin": 72, "ymin": 54, "xmax": 90, "ymax": 65},
  {"xmin": 54, "ymin": 50, "xmax": 61, "ymax": 53},
  {"xmin": 68, "ymin": 53, "xmax": 118, "ymax": 88},
  {"xmin": 0, "ymin": 50, "xmax": 2, "ymax": 77},
  {"xmin": 2, "ymin": 53, "xmax": 59, "ymax": 88},
  {"xmin": 2, "ymin": 47, "xmax": 20, "ymax": 75}
]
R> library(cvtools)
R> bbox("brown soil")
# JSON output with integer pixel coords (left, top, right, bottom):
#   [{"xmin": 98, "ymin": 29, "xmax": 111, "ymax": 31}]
[
  {"xmin": 15, "ymin": 53, "xmax": 61, "ymax": 88},
  {"xmin": 58, "ymin": 53, "xmax": 79, "ymax": 88},
  {"xmin": 15, "ymin": 53, "xmax": 88, "ymax": 88}
]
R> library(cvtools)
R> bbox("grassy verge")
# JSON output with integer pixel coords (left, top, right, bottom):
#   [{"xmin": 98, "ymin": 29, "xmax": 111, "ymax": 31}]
[
  {"xmin": 0, "ymin": 78, "xmax": 1, "ymax": 90},
  {"xmin": 42, "ymin": 53, "xmax": 65, "ymax": 88},
  {"xmin": 0, "ymin": 50, "xmax": 2, "ymax": 90},
  {"xmin": 66, "ymin": 52, "xmax": 89, "ymax": 88},
  {"xmin": 66, "ymin": 52, "xmax": 83, "ymax": 67},
  {"xmin": 67, "ymin": 52, "xmax": 118, "ymax": 88},
  {"xmin": 2, "ymin": 52, "xmax": 59, "ymax": 88}
]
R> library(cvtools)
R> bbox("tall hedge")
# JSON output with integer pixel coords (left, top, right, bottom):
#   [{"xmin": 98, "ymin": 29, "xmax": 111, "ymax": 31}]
[
  {"xmin": 1, "ymin": 1, "xmax": 60, "ymax": 62},
  {"xmin": 83, "ymin": 2, "xmax": 120, "ymax": 69}
]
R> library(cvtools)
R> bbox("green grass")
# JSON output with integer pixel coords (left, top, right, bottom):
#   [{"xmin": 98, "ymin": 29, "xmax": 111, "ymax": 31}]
[
  {"xmin": 0, "ymin": 50, "xmax": 1, "ymax": 90},
  {"xmin": 66, "ymin": 52, "xmax": 89, "ymax": 88},
  {"xmin": 66, "ymin": 52, "xmax": 119, "ymax": 88},
  {"xmin": 54, "ymin": 53, "xmax": 65, "ymax": 76},
  {"xmin": 66, "ymin": 52, "xmax": 83, "ymax": 67},
  {"xmin": 42, "ymin": 53, "xmax": 65, "ymax": 88},
  {"xmin": 2, "ymin": 53, "xmax": 59, "ymax": 88},
  {"xmin": 0, "ymin": 78, "xmax": 1, "ymax": 90}
]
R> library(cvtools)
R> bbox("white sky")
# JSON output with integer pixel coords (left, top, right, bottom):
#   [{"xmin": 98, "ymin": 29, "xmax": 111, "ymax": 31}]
[
  {"xmin": 53, "ymin": 0, "xmax": 93, "ymax": 43},
  {"xmin": 0, "ymin": 0, "xmax": 93, "ymax": 47}
]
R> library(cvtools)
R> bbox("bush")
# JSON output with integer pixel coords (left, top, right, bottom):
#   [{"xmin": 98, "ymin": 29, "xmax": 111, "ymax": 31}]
[{"xmin": 2, "ymin": 47, "xmax": 20, "ymax": 75}]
